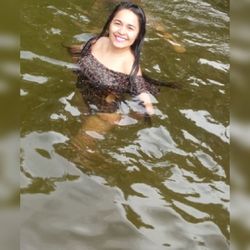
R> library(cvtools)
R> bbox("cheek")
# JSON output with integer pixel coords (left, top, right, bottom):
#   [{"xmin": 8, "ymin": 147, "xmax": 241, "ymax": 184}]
[
  {"xmin": 109, "ymin": 24, "xmax": 117, "ymax": 33},
  {"xmin": 109, "ymin": 25, "xmax": 114, "ymax": 33}
]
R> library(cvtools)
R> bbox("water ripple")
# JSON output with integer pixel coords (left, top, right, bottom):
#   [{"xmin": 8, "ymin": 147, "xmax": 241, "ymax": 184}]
[
  {"xmin": 20, "ymin": 50, "xmax": 78, "ymax": 70},
  {"xmin": 180, "ymin": 109, "xmax": 229, "ymax": 143},
  {"xmin": 135, "ymin": 126, "xmax": 187, "ymax": 159},
  {"xmin": 198, "ymin": 58, "xmax": 229, "ymax": 73},
  {"xmin": 22, "ymin": 73, "xmax": 48, "ymax": 84}
]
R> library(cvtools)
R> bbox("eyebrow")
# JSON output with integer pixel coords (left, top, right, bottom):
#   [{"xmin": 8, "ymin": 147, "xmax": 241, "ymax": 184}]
[{"xmin": 113, "ymin": 18, "xmax": 136, "ymax": 29}]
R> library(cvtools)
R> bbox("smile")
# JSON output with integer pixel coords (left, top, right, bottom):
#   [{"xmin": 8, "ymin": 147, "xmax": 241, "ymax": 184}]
[{"xmin": 114, "ymin": 35, "xmax": 127, "ymax": 43}]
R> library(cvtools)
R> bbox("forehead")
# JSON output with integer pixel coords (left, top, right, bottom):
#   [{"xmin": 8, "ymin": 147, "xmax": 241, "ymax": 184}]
[{"xmin": 113, "ymin": 9, "xmax": 139, "ymax": 26}]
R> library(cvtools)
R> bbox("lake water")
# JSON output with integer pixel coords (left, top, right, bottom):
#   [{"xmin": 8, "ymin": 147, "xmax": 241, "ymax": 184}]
[{"xmin": 21, "ymin": 0, "xmax": 230, "ymax": 249}]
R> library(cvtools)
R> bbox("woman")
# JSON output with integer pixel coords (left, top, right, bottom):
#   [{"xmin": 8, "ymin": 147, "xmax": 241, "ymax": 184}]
[
  {"xmin": 67, "ymin": 1, "xmax": 179, "ymax": 155},
  {"xmin": 70, "ymin": 2, "xmax": 167, "ymax": 152},
  {"xmin": 76, "ymin": 1, "xmax": 158, "ymax": 118}
]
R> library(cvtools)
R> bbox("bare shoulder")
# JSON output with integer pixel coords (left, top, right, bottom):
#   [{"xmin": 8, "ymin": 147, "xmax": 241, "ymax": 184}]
[
  {"xmin": 92, "ymin": 37, "xmax": 108, "ymax": 50},
  {"xmin": 123, "ymin": 52, "xmax": 142, "ymax": 75}
]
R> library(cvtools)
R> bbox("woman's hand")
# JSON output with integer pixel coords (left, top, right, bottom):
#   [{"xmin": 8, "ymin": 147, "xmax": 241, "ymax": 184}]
[{"xmin": 138, "ymin": 92, "xmax": 154, "ymax": 116}]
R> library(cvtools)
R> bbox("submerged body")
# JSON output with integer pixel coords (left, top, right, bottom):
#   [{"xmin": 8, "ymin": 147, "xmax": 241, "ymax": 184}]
[{"xmin": 69, "ymin": 3, "xmax": 160, "ymax": 151}]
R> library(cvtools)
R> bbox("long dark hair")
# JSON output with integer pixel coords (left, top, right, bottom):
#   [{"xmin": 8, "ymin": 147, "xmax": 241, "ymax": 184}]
[{"xmin": 81, "ymin": 1, "xmax": 146, "ymax": 89}]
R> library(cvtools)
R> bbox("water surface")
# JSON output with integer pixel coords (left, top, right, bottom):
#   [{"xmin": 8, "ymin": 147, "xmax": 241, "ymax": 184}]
[{"xmin": 21, "ymin": 0, "xmax": 229, "ymax": 249}]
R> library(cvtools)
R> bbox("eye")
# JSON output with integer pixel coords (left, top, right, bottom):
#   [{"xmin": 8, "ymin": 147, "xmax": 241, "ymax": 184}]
[{"xmin": 113, "ymin": 21, "xmax": 121, "ymax": 25}]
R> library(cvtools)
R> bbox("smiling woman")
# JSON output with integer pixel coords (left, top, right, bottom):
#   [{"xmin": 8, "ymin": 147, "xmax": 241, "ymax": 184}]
[{"xmin": 77, "ymin": 2, "xmax": 157, "ymax": 117}]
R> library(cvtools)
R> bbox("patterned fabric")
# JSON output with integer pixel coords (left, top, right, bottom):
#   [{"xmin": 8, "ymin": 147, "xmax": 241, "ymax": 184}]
[{"xmin": 76, "ymin": 44, "xmax": 158, "ymax": 113}]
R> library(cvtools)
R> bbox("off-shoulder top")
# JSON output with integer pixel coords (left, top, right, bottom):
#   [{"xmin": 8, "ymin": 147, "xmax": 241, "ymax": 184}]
[{"xmin": 76, "ymin": 44, "xmax": 158, "ymax": 113}]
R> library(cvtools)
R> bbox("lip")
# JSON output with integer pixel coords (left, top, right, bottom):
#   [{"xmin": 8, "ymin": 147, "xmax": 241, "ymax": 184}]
[{"xmin": 114, "ymin": 34, "xmax": 127, "ymax": 43}]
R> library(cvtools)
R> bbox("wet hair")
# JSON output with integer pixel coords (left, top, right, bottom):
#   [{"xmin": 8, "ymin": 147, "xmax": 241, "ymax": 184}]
[{"xmin": 81, "ymin": 1, "xmax": 146, "ymax": 90}]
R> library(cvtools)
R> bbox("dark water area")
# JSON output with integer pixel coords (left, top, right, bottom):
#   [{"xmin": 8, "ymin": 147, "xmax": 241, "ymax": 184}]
[{"xmin": 21, "ymin": 0, "xmax": 229, "ymax": 249}]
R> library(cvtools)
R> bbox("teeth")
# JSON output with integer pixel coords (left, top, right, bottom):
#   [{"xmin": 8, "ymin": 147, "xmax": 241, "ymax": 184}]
[{"xmin": 116, "ymin": 36, "xmax": 126, "ymax": 42}]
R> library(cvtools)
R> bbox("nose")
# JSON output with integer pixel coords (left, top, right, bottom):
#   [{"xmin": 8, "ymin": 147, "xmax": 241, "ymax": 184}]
[{"xmin": 117, "ymin": 26, "xmax": 126, "ymax": 35}]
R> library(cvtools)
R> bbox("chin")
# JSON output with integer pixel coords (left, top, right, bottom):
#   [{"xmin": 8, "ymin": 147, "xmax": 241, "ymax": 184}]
[{"xmin": 113, "ymin": 42, "xmax": 130, "ymax": 49}]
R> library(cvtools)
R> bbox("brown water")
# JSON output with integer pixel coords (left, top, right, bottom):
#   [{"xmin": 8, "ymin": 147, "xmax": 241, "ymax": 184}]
[{"xmin": 21, "ymin": 0, "xmax": 230, "ymax": 249}]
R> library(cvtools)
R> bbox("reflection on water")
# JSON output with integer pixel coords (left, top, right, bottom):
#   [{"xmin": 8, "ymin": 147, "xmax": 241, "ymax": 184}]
[{"xmin": 21, "ymin": 0, "xmax": 229, "ymax": 249}]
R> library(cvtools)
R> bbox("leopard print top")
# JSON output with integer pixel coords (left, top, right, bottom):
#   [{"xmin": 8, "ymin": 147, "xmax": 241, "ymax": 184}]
[{"xmin": 76, "ymin": 44, "xmax": 158, "ymax": 113}]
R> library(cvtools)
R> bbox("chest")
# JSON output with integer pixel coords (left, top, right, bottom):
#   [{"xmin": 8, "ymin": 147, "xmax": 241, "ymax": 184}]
[
  {"xmin": 93, "ymin": 51, "xmax": 128, "ymax": 74},
  {"xmin": 79, "ymin": 54, "xmax": 130, "ymax": 93}
]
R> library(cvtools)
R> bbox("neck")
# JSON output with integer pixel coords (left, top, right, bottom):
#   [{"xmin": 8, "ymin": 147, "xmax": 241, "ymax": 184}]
[{"xmin": 106, "ymin": 38, "xmax": 131, "ymax": 56}]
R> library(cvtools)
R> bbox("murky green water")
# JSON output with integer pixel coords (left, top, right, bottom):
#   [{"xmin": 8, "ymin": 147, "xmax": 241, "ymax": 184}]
[{"xmin": 21, "ymin": 0, "xmax": 229, "ymax": 249}]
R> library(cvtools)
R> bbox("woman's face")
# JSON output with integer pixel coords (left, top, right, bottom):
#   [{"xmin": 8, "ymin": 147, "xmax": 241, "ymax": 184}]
[{"xmin": 108, "ymin": 9, "xmax": 140, "ymax": 49}]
